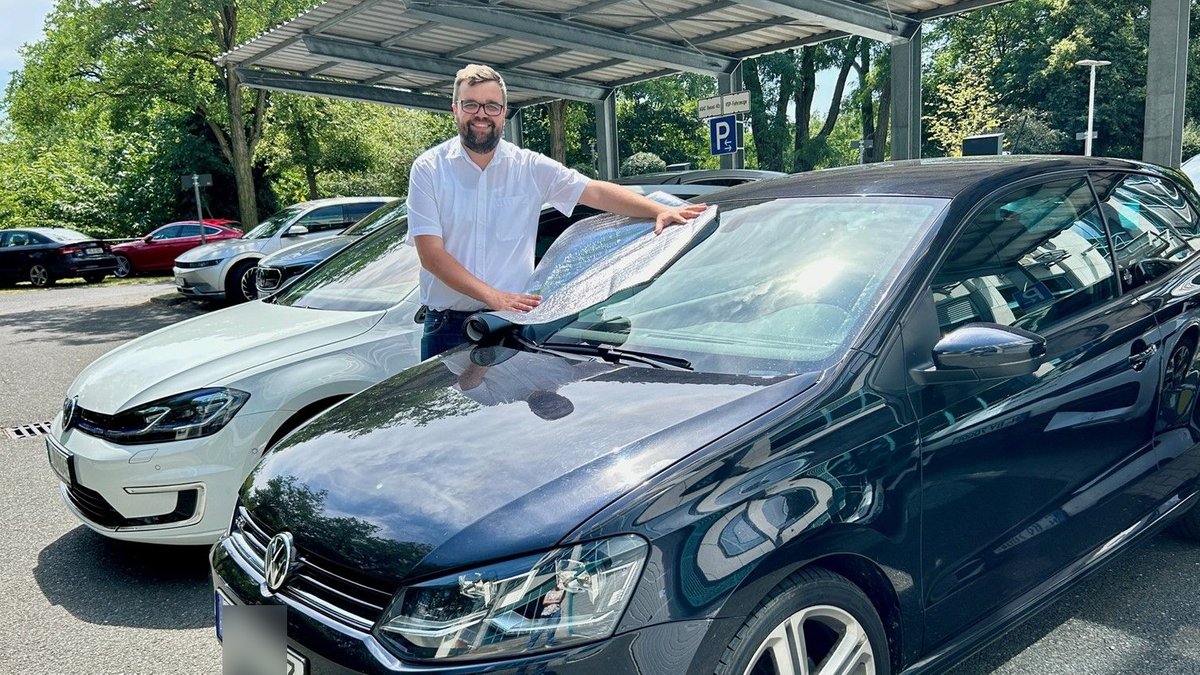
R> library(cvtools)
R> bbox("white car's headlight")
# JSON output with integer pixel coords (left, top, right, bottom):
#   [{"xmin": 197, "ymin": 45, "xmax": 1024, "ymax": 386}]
[
  {"xmin": 73, "ymin": 388, "xmax": 250, "ymax": 445},
  {"xmin": 376, "ymin": 535, "xmax": 647, "ymax": 661}
]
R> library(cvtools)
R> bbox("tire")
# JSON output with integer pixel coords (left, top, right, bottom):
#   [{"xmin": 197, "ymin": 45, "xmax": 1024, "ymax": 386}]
[
  {"xmin": 28, "ymin": 264, "xmax": 55, "ymax": 288},
  {"xmin": 715, "ymin": 568, "xmax": 891, "ymax": 675},
  {"xmin": 225, "ymin": 260, "xmax": 258, "ymax": 303},
  {"xmin": 113, "ymin": 254, "xmax": 133, "ymax": 278},
  {"xmin": 1176, "ymin": 508, "xmax": 1200, "ymax": 541},
  {"xmin": 82, "ymin": 273, "xmax": 106, "ymax": 284}
]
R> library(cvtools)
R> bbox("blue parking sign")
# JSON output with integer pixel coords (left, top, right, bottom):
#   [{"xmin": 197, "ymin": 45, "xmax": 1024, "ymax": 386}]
[{"xmin": 709, "ymin": 114, "xmax": 738, "ymax": 155}]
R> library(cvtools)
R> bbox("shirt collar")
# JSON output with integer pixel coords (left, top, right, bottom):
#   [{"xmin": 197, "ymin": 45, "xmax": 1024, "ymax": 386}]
[{"xmin": 447, "ymin": 136, "xmax": 514, "ymax": 163}]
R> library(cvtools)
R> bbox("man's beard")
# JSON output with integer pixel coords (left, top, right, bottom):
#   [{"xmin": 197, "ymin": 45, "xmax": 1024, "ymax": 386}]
[{"xmin": 459, "ymin": 118, "xmax": 500, "ymax": 153}]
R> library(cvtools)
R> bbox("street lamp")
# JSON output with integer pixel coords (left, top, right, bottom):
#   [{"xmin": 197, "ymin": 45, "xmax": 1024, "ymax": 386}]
[{"xmin": 1075, "ymin": 59, "xmax": 1111, "ymax": 157}]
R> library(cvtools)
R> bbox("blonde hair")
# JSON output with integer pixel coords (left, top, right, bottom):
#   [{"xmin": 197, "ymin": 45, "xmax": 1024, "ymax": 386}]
[{"xmin": 453, "ymin": 64, "xmax": 507, "ymax": 105}]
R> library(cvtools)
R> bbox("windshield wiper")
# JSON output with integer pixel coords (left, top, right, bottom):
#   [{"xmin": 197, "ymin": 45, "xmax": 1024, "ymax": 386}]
[{"xmin": 513, "ymin": 334, "xmax": 692, "ymax": 371}]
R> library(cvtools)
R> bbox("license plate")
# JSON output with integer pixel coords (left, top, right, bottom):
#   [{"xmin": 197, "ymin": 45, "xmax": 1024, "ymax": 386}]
[
  {"xmin": 46, "ymin": 436, "xmax": 73, "ymax": 484},
  {"xmin": 214, "ymin": 589, "xmax": 230, "ymax": 642},
  {"xmin": 85, "ymin": 247, "xmax": 102, "ymax": 256}
]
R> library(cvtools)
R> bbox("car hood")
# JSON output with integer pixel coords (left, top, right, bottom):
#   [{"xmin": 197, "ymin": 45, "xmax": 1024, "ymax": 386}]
[
  {"xmin": 68, "ymin": 301, "xmax": 383, "ymax": 414},
  {"xmin": 260, "ymin": 235, "xmax": 356, "ymax": 267},
  {"xmin": 176, "ymin": 238, "xmax": 265, "ymax": 262},
  {"xmin": 242, "ymin": 346, "xmax": 817, "ymax": 582}
]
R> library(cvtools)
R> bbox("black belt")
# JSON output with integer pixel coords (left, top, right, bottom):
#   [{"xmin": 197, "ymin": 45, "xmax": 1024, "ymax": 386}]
[{"xmin": 416, "ymin": 305, "xmax": 484, "ymax": 323}]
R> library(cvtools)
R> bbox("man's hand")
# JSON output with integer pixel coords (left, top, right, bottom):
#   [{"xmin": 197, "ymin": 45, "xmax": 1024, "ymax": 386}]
[
  {"xmin": 487, "ymin": 290, "xmax": 542, "ymax": 312},
  {"xmin": 654, "ymin": 203, "xmax": 709, "ymax": 235}
]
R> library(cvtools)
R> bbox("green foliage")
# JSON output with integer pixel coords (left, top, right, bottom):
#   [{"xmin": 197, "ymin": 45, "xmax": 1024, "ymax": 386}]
[
  {"xmin": 616, "ymin": 74, "xmax": 715, "ymax": 169},
  {"xmin": 620, "ymin": 152, "xmax": 667, "ymax": 177}
]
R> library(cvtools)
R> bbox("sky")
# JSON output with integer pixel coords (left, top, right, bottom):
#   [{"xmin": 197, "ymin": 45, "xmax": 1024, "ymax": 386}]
[{"xmin": 0, "ymin": 0, "xmax": 54, "ymax": 96}]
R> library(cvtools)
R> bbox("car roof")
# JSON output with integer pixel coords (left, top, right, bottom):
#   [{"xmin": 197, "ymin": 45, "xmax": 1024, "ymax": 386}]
[
  {"xmin": 615, "ymin": 169, "xmax": 786, "ymax": 186},
  {"xmin": 705, "ymin": 156, "xmax": 1171, "ymax": 202},
  {"xmin": 290, "ymin": 196, "xmax": 396, "ymax": 208}
]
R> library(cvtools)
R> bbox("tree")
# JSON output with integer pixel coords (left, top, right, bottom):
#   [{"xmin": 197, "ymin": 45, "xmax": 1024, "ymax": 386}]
[
  {"xmin": 260, "ymin": 96, "xmax": 373, "ymax": 200},
  {"xmin": 6, "ymin": 0, "xmax": 318, "ymax": 227}
]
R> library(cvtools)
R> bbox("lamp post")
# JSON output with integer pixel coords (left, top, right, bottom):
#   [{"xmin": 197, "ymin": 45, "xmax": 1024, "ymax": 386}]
[{"xmin": 1075, "ymin": 59, "xmax": 1111, "ymax": 156}]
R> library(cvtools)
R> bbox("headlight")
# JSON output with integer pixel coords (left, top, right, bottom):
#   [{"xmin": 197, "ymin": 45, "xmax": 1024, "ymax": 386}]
[
  {"xmin": 376, "ymin": 535, "xmax": 647, "ymax": 661},
  {"xmin": 78, "ymin": 388, "xmax": 250, "ymax": 444},
  {"xmin": 177, "ymin": 258, "xmax": 223, "ymax": 269}
]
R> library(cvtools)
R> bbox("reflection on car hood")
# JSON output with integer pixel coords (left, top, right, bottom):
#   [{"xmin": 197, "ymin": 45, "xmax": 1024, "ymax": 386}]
[
  {"xmin": 243, "ymin": 346, "xmax": 816, "ymax": 582},
  {"xmin": 259, "ymin": 235, "xmax": 356, "ymax": 268},
  {"xmin": 176, "ymin": 238, "xmax": 265, "ymax": 262},
  {"xmin": 68, "ymin": 301, "xmax": 383, "ymax": 413}
]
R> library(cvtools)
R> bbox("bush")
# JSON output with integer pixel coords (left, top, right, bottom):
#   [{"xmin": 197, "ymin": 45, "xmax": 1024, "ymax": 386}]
[
  {"xmin": 570, "ymin": 162, "xmax": 599, "ymax": 179},
  {"xmin": 620, "ymin": 152, "xmax": 666, "ymax": 177}
]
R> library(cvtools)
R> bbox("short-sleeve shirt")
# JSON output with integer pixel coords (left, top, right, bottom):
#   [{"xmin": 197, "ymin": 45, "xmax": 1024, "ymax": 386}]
[{"xmin": 406, "ymin": 137, "xmax": 590, "ymax": 311}]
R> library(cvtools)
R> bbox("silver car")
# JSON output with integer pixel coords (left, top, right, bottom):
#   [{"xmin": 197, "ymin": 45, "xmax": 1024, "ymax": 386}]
[{"xmin": 173, "ymin": 197, "xmax": 392, "ymax": 302}]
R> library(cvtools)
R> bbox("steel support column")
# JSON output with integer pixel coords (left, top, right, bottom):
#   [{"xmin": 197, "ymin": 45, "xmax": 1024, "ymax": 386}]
[
  {"xmin": 718, "ymin": 65, "xmax": 745, "ymax": 169},
  {"xmin": 595, "ymin": 93, "xmax": 619, "ymax": 180},
  {"xmin": 1144, "ymin": 0, "xmax": 1189, "ymax": 168},
  {"xmin": 890, "ymin": 25, "xmax": 922, "ymax": 160},
  {"xmin": 504, "ymin": 109, "xmax": 523, "ymax": 147}
]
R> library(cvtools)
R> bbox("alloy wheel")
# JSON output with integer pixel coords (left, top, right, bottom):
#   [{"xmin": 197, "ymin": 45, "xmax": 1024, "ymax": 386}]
[
  {"xmin": 743, "ymin": 605, "xmax": 875, "ymax": 675},
  {"xmin": 114, "ymin": 255, "xmax": 132, "ymax": 278},
  {"xmin": 1166, "ymin": 342, "xmax": 1194, "ymax": 392},
  {"xmin": 29, "ymin": 264, "xmax": 51, "ymax": 287},
  {"xmin": 240, "ymin": 266, "xmax": 258, "ymax": 301}
]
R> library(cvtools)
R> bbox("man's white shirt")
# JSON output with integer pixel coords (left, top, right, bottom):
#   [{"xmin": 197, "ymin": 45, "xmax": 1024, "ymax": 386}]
[{"xmin": 406, "ymin": 137, "xmax": 590, "ymax": 311}]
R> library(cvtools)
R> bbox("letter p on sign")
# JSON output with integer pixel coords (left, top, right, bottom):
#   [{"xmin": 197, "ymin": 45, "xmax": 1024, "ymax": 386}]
[{"xmin": 709, "ymin": 114, "xmax": 737, "ymax": 156}]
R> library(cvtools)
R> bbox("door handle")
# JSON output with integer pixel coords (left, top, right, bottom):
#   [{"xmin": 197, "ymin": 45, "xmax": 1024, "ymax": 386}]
[{"xmin": 1128, "ymin": 344, "xmax": 1158, "ymax": 370}]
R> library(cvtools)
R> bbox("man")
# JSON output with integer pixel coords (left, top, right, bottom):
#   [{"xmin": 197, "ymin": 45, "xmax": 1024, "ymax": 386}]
[{"xmin": 407, "ymin": 64, "xmax": 708, "ymax": 359}]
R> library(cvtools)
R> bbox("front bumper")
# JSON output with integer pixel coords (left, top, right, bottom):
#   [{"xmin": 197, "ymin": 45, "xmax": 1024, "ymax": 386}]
[
  {"xmin": 174, "ymin": 262, "xmax": 228, "ymax": 297},
  {"xmin": 211, "ymin": 537, "xmax": 726, "ymax": 674},
  {"xmin": 48, "ymin": 411, "xmax": 274, "ymax": 545}
]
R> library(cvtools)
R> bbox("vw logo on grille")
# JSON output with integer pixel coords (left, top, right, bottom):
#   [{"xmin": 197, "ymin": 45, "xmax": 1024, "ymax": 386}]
[
  {"xmin": 264, "ymin": 532, "xmax": 296, "ymax": 594},
  {"xmin": 62, "ymin": 396, "xmax": 79, "ymax": 430}
]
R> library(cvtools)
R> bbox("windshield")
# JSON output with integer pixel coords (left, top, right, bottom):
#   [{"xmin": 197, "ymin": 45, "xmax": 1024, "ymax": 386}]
[
  {"xmin": 524, "ymin": 197, "xmax": 948, "ymax": 376},
  {"xmin": 243, "ymin": 205, "xmax": 307, "ymax": 240},
  {"xmin": 342, "ymin": 199, "xmax": 407, "ymax": 237},
  {"xmin": 272, "ymin": 219, "xmax": 418, "ymax": 312}
]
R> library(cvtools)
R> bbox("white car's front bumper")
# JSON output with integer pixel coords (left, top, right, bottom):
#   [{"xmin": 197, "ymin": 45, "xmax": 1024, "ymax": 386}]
[
  {"xmin": 173, "ymin": 261, "xmax": 229, "ymax": 297},
  {"xmin": 47, "ymin": 410, "xmax": 275, "ymax": 545}
]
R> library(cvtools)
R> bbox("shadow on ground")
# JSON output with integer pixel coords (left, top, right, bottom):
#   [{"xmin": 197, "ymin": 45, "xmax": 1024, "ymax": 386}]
[
  {"xmin": 34, "ymin": 526, "xmax": 214, "ymax": 629},
  {"xmin": 5, "ymin": 299, "xmax": 214, "ymax": 346},
  {"xmin": 946, "ymin": 531, "xmax": 1200, "ymax": 674}
]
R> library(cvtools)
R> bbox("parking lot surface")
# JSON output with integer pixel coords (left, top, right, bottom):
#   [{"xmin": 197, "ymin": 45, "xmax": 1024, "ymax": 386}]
[{"xmin": 1, "ymin": 281, "xmax": 1199, "ymax": 674}]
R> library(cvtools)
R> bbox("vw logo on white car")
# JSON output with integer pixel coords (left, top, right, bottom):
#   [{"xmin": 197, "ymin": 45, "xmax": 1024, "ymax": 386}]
[
  {"xmin": 264, "ymin": 532, "xmax": 296, "ymax": 594},
  {"xmin": 62, "ymin": 396, "xmax": 79, "ymax": 430}
]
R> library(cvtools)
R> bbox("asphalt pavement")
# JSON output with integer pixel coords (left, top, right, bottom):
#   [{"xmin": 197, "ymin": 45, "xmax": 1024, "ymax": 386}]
[{"xmin": 1, "ymin": 281, "xmax": 1199, "ymax": 674}]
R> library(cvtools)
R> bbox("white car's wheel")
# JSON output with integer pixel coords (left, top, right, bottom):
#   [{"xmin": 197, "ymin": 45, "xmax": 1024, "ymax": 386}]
[{"xmin": 716, "ymin": 569, "xmax": 891, "ymax": 675}]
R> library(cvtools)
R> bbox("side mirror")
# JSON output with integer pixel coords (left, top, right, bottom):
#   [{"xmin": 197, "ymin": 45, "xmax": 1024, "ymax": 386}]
[
  {"xmin": 284, "ymin": 224, "xmax": 309, "ymax": 237},
  {"xmin": 911, "ymin": 323, "xmax": 1047, "ymax": 386},
  {"xmin": 143, "ymin": 235, "xmax": 153, "ymax": 242}
]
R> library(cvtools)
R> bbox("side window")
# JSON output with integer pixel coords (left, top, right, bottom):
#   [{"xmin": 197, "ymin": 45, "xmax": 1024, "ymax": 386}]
[
  {"xmin": 933, "ymin": 176, "xmax": 1117, "ymax": 335},
  {"xmin": 175, "ymin": 225, "xmax": 202, "ymax": 237},
  {"xmin": 203, "ymin": 226, "xmax": 223, "ymax": 236},
  {"xmin": 1093, "ymin": 172, "xmax": 1195, "ymax": 289},
  {"xmin": 344, "ymin": 202, "xmax": 383, "ymax": 224},
  {"xmin": 151, "ymin": 226, "xmax": 182, "ymax": 241},
  {"xmin": 298, "ymin": 206, "xmax": 347, "ymax": 233},
  {"xmin": 7, "ymin": 231, "xmax": 31, "ymax": 247}
]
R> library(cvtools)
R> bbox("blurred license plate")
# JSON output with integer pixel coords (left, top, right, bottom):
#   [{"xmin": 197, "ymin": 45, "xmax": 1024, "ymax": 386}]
[
  {"xmin": 46, "ymin": 436, "xmax": 73, "ymax": 484},
  {"xmin": 214, "ymin": 589, "xmax": 230, "ymax": 642},
  {"xmin": 85, "ymin": 247, "xmax": 102, "ymax": 255}
]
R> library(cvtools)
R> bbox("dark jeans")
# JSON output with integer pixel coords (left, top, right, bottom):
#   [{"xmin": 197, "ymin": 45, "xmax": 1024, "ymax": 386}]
[{"xmin": 421, "ymin": 309, "xmax": 477, "ymax": 360}]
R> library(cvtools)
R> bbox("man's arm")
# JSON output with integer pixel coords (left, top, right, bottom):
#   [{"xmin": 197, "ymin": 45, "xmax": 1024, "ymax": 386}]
[
  {"xmin": 412, "ymin": 235, "xmax": 541, "ymax": 312},
  {"xmin": 578, "ymin": 181, "xmax": 709, "ymax": 234}
]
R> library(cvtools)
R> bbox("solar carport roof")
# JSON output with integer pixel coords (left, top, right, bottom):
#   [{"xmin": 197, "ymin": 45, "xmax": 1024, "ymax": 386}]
[{"xmin": 216, "ymin": 0, "xmax": 1013, "ymax": 112}]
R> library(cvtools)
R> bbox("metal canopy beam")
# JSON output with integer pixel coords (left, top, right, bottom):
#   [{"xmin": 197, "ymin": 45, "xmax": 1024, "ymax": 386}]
[
  {"xmin": 236, "ymin": 68, "xmax": 451, "ymax": 112},
  {"xmin": 403, "ymin": 2, "xmax": 734, "ymax": 74},
  {"xmin": 303, "ymin": 35, "xmax": 610, "ymax": 102},
  {"xmin": 727, "ymin": 0, "xmax": 920, "ymax": 43}
]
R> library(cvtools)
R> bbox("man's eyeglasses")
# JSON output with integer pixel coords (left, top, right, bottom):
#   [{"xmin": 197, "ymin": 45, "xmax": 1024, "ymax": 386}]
[{"xmin": 458, "ymin": 100, "xmax": 506, "ymax": 116}]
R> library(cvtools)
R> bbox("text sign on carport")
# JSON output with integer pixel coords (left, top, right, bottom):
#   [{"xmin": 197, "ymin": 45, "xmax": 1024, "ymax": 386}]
[
  {"xmin": 697, "ymin": 91, "xmax": 751, "ymax": 120},
  {"xmin": 181, "ymin": 174, "xmax": 213, "ymax": 189}
]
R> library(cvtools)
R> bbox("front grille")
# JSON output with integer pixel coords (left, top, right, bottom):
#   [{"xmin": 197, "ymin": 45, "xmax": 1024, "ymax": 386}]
[
  {"xmin": 65, "ymin": 483, "xmax": 199, "ymax": 528},
  {"xmin": 233, "ymin": 507, "xmax": 395, "ymax": 629},
  {"xmin": 255, "ymin": 266, "xmax": 283, "ymax": 290}
]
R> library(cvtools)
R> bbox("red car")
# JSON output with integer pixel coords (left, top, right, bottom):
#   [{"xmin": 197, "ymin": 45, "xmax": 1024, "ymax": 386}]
[{"xmin": 111, "ymin": 219, "xmax": 241, "ymax": 278}]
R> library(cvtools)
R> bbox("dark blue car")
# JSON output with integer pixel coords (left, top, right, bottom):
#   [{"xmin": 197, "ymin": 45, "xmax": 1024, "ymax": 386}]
[{"xmin": 212, "ymin": 157, "xmax": 1200, "ymax": 675}]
